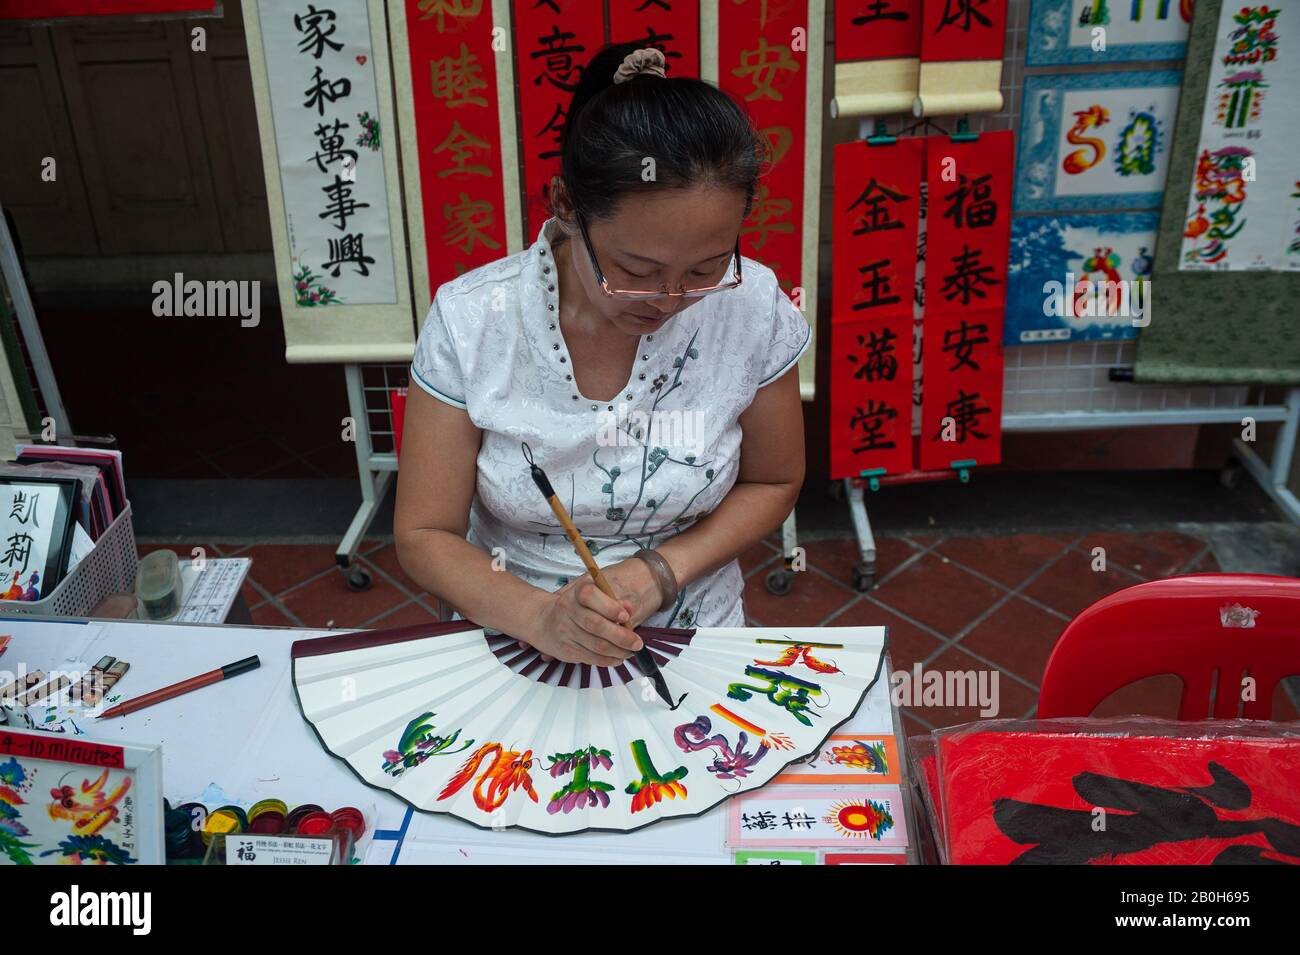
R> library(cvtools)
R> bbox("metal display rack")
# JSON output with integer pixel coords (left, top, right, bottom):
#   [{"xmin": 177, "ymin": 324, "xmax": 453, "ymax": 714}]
[{"xmin": 835, "ymin": 0, "xmax": 1300, "ymax": 591}]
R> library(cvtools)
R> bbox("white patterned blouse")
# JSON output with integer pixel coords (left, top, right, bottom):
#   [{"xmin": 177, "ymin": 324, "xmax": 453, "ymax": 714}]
[{"xmin": 410, "ymin": 216, "xmax": 810, "ymax": 630}]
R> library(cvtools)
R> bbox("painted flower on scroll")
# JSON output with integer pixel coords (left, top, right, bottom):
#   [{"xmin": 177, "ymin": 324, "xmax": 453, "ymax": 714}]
[
  {"xmin": 354, "ymin": 111, "xmax": 381, "ymax": 151},
  {"xmin": 438, "ymin": 743, "xmax": 539, "ymax": 812},
  {"xmin": 291, "ymin": 261, "xmax": 342, "ymax": 306},
  {"xmin": 674, "ymin": 716, "xmax": 768, "ymax": 781},
  {"xmin": 544, "ymin": 746, "xmax": 615, "ymax": 814},
  {"xmin": 625, "ymin": 740, "xmax": 688, "ymax": 813},
  {"xmin": 828, "ymin": 740, "xmax": 889, "ymax": 775},
  {"xmin": 825, "ymin": 797, "xmax": 895, "ymax": 840},
  {"xmin": 381, "ymin": 711, "xmax": 474, "ymax": 778}
]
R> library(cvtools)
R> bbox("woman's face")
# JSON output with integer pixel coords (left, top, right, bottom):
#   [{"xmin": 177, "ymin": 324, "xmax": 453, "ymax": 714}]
[{"xmin": 555, "ymin": 184, "xmax": 748, "ymax": 338}]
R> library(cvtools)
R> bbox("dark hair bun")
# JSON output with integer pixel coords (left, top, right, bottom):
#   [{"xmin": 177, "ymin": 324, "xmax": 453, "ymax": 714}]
[{"xmin": 555, "ymin": 42, "xmax": 766, "ymax": 224}]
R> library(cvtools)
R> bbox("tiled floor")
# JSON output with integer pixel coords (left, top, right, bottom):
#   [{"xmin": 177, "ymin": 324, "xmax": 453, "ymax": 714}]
[{"xmin": 141, "ymin": 529, "xmax": 1300, "ymax": 733}]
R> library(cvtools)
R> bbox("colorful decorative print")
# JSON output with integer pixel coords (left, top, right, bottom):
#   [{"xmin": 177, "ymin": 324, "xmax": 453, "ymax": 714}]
[
  {"xmin": 292, "ymin": 622, "xmax": 888, "ymax": 835},
  {"xmin": 1025, "ymin": 0, "xmax": 1192, "ymax": 65},
  {"xmin": 774, "ymin": 733, "xmax": 903, "ymax": 784},
  {"xmin": 728, "ymin": 785, "xmax": 910, "ymax": 848},
  {"xmin": 936, "ymin": 726, "xmax": 1300, "ymax": 864},
  {"xmin": 1005, "ymin": 212, "xmax": 1159, "ymax": 344},
  {"xmin": 0, "ymin": 731, "xmax": 161, "ymax": 865},
  {"xmin": 1178, "ymin": 0, "xmax": 1300, "ymax": 270},
  {"xmin": 1015, "ymin": 71, "xmax": 1182, "ymax": 212}
]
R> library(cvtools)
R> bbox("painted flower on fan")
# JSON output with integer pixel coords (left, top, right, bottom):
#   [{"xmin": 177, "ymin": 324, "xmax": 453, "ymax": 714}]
[
  {"xmin": 544, "ymin": 746, "xmax": 615, "ymax": 814},
  {"xmin": 625, "ymin": 739, "xmax": 689, "ymax": 813},
  {"xmin": 762, "ymin": 733, "xmax": 795, "ymax": 751}
]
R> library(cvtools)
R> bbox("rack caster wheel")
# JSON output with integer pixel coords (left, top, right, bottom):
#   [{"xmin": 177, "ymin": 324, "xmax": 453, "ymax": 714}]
[
  {"xmin": 765, "ymin": 568, "xmax": 794, "ymax": 596},
  {"xmin": 346, "ymin": 567, "xmax": 372, "ymax": 592},
  {"xmin": 852, "ymin": 562, "xmax": 875, "ymax": 592}
]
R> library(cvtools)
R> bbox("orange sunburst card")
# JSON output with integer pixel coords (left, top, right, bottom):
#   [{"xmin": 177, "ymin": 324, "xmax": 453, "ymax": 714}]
[
  {"xmin": 774, "ymin": 734, "xmax": 901, "ymax": 785},
  {"xmin": 728, "ymin": 785, "xmax": 909, "ymax": 848}
]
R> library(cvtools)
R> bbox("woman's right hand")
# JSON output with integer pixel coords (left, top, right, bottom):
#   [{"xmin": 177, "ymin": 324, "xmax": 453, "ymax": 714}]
[{"xmin": 520, "ymin": 576, "xmax": 645, "ymax": 666}]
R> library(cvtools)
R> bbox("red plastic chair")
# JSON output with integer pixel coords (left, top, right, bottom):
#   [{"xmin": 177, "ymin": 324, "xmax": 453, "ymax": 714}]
[{"xmin": 1038, "ymin": 574, "xmax": 1300, "ymax": 720}]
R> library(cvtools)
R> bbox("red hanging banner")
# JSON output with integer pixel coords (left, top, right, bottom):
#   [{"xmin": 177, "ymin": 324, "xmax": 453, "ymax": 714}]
[
  {"xmin": 833, "ymin": 138, "xmax": 924, "ymax": 323},
  {"xmin": 836, "ymin": 0, "xmax": 922, "ymax": 61},
  {"xmin": 515, "ymin": 0, "xmax": 607, "ymax": 240},
  {"xmin": 919, "ymin": 131, "xmax": 1013, "ymax": 472},
  {"xmin": 404, "ymin": 0, "xmax": 508, "ymax": 299},
  {"xmin": 608, "ymin": 0, "xmax": 700, "ymax": 80},
  {"xmin": 830, "ymin": 138, "xmax": 924, "ymax": 480},
  {"xmin": 919, "ymin": 0, "xmax": 1008, "ymax": 62},
  {"xmin": 716, "ymin": 0, "xmax": 807, "ymax": 297}
]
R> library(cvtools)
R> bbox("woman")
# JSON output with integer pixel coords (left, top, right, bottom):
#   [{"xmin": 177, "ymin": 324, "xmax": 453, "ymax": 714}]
[{"xmin": 395, "ymin": 43, "xmax": 809, "ymax": 668}]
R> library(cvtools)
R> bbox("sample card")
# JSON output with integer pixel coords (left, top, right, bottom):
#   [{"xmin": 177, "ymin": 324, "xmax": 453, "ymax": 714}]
[
  {"xmin": 1026, "ymin": 0, "xmax": 1192, "ymax": 65},
  {"xmin": 0, "ymin": 730, "xmax": 163, "ymax": 865},
  {"xmin": 1178, "ymin": 1, "xmax": 1300, "ymax": 270},
  {"xmin": 1005, "ymin": 212, "xmax": 1158, "ymax": 343},
  {"xmin": 728, "ymin": 785, "xmax": 909, "ymax": 848},
  {"xmin": 774, "ymin": 734, "xmax": 902, "ymax": 785},
  {"xmin": 1015, "ymin": 71, "xmax": 1182, "ymax": 212}
]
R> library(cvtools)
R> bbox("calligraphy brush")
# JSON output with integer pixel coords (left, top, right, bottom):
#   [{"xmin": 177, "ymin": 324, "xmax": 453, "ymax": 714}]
[
  {"xmin": 521, "ymin": 442, "xmax": 686, "ymax": 710},
  {"xmin": 97, "ymin": 656, "xmax": 261, "ymax": 720}
]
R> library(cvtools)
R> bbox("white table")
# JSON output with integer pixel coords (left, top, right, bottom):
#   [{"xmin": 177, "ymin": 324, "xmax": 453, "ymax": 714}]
[{"xmin": 0, "ymin": 616, "xmax": 909, "ymax": 864}]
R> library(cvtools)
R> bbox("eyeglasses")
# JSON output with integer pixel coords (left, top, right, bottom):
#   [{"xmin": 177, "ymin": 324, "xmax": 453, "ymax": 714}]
[{"xmin": 576, "ymin": 211, "xmax": 743, "ymax": 301}]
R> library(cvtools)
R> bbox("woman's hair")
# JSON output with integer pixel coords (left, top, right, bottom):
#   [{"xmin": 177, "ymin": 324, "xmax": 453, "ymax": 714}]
[{"xmin": 555, "ymin": 41, "xmax": 768, "ymax": 225}]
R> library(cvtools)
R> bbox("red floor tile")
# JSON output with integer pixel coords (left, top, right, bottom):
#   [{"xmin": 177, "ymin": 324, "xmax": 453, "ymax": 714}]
[
  {"xmin": 1021, "ymin": 555, "xmax": 1144, "ymax": 619},
  {"xmin": 804, "ymin": 536, "xmax": 920, "ymax": 589},
  {"xmin": 738, "ymin": 539, "xmax": 779, "ymax": 575},
  {"xmin": 364, "ymin": 600, "xmax": 440, "ymax": 629},
  {"xmin": 958, "ymin": 597, "xmax": 1069, "ymax": 687},
  {"xmin": 827, "ymin": 601, "xmax": 944, "ymax": 673},
  {"xmin": 934, "ymin": 534, "xmax": 1071, "ymax": 590},
  {"xmin": 900, "ymin": 647, "xmax": 1037, "ymax": 728},
  {"xmin": 239, "ymin": 543, "xmax": 340, "ymax": 597},
  {"xmin": 278, "ymin": 569, "xmax": 408, "ymax": 629},
  {"xmin": 869, "ymin": 554, "xmax": 1005, "ymax": 638},
  {"xmin": 741, "ymin": 565, "xmax": 858, "ymax": 627},
  {"xmin": 361, "ymin": 544, "xmax": 429, "ymax": 596},
  {"xmin": 901, "ymin": 713, "xmax": 932, "ymax": 742},
  {"xmin": 1075, "ymin": 531, "xmax": 1207, "ymax": 579},
  {"xmin": 250, "ymin": 601, "xmax": 298, "ymax": 628}
]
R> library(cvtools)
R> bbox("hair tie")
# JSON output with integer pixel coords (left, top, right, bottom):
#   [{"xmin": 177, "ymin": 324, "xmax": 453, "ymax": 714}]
[{"xmin": 613, "ymin": 47, "xmax": 667, "ymax": 84}]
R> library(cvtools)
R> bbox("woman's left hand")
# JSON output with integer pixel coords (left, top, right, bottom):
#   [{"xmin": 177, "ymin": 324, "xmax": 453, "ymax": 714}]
[{"xmin": 516, "ymin": 557, "xmax": 664, "ymax": 658}]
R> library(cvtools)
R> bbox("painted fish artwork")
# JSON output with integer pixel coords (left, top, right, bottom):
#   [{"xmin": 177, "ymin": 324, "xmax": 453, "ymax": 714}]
[{"xmin": 292, "ymin": 623, "xmax": 888, "ymax": 835}]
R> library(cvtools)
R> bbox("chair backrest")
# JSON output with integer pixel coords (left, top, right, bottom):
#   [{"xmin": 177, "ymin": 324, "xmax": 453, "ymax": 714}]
[{"xmin": 1038, "ymin": 574, "xmax": 1300, "ymax": 720}]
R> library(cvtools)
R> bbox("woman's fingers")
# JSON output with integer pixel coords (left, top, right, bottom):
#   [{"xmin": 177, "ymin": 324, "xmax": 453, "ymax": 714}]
[{"xmin": 575, "ymin": 579, "xmax": 631, "ymax": 626}]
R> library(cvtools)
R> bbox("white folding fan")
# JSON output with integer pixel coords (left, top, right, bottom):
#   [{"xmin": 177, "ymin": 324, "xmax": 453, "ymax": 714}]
[{"xmin": 292, "ymin": 619, "xmax": 888, "ymax": 835}]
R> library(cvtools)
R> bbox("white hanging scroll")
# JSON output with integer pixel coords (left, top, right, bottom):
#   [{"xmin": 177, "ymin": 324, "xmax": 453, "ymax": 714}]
[{"xmin": 243, "ymin": 0, "xmax": 414, "ymax": 362}]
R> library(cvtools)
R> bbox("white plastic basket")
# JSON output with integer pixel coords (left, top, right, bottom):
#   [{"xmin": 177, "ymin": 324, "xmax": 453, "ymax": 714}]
[{"xmin": 0, "ymin": 503, "xmax": 138, "ymax": 618}]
